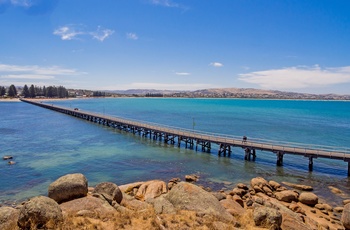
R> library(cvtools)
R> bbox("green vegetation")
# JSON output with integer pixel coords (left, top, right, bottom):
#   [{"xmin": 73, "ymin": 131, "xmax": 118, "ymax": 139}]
[
  {"xmin": 0, "ymin": 84, "xmax": 69, "ymax": 98},
  {"xmin": 92, "ymin": 91, "xmax": 106, "ymax": 97}
]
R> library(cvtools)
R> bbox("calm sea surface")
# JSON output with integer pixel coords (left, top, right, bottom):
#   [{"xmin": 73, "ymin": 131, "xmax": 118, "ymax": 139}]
[{"xmin": 1, "ymin": 98, "xmax": 350, "ymax": 205}]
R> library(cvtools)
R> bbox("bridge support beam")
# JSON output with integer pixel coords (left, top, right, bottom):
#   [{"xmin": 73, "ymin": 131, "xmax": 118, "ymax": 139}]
[
  {"xmin": 244, "ymin": 148, "xmax": 251, "ymax": 161},
  {"xmin": 308, "ymin": 157, "xmax": 313, "ymax": 171},
  {"xmin": 276, "ymin": 151, "xmax": 284, "ymax": 166},
  {"xmin": 218, "ymin": 144, "xmax": 231, "ymax": 156}
]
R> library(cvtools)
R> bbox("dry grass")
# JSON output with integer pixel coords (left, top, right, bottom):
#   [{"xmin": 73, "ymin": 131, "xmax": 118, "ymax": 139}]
[{"xmin": 59, "ymin": 207, "xmax": 249, "ymax": 230}]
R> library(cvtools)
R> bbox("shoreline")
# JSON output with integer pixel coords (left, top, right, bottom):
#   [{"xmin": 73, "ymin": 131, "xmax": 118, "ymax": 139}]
[
  {"xmin": 1, "ymin": 174, "xmax": 349, "ymax": 229},
  {"xmin": 1, "ymin": 96, "xmax": 350, "ymax": 103}
]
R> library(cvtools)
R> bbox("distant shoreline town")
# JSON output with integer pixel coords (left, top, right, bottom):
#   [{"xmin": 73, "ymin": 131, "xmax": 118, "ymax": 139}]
[{"xmin": 1, "ymin": 84, "xmax": 349, "ymax": 100}]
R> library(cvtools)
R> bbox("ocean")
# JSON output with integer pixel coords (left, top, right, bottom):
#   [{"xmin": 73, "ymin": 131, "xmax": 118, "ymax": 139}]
[{"xmin": 1, "ymin": 98, "xmax": 350, "ymax": 206}]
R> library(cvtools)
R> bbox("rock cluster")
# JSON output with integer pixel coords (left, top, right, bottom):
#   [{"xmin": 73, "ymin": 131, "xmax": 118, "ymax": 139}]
[{"xmin": 1, "ymin": 174, "xmax": 349, "ymax": 229}]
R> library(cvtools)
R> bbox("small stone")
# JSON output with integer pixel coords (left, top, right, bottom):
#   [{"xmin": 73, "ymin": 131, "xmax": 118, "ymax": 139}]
[
  {"xmin": 185, "ymin": 174, "xmax": 199, "ymax": 182},
  {"xmin": 343, "ymin": 199, "xmax": 350, "ymax": 205},
  {"xmin": 334, "ymin": 207, "xmax": 344, "ymax": 213},
  {"xmin": 236, "ymin": 183, "xmax": 248, "ymax": 190},
  {"xmin": 246, "ymin": 199, "xmax": 253, "ymax": 206},
  {"xmin": 299, "ymin": 192, "xmax": 318, "ymax": 206},
  {"xmin": 3, "ymin": 155, "xmax": 13, "ymax": 160}
]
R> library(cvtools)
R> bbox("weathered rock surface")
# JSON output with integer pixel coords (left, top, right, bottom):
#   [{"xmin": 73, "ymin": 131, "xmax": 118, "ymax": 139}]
[
  {"xmin": 121, "ymin": 193, "xmax": 152, "ymax": 211},
  {"xmin": 94, "ymin": 182, "xmax": 123, "ymax": 204},
  {"xmin": 135, "ymin": 180, "xmax": 167, "ymax": 201},
  {"xmin": 251, "ymin": 177, "xmax": 273, "ymax": 193},
  {"xmin": 341, "ymin": 203, "xmax": 350, "ymax": 229},
  {"xmin": 18, "ymin": 196, "xmax": 63, "ymax": 229},
  {"xmin": 48, "ymin": 173, "xmax": 88, "ymax": 203},
  {"xmin": 269, "ymin": 180, "xmax": 281, "ymax": 190},
  {"xmin": 282, "ymin": 215, "xmax": 313, "ymax": 230},
  {"xmin": 299, "ymin": 192, "xmax": 318, "ymax": 206},
  {"xmin": 166, "ymin": 182, "xmax": 233, "ymax": 221},
  {"xmin": 119, "ymin": 181, "xmax": 143, "ymax": 194},
  {"xmin": 212, "ymin": 192, "xmax": 226, "ymax": 201},
  {"xmin": 60, "ymin": 196, "xmax": 116, "ymax": 218},
  {"xmin": 0, "ymin": 206, "xmax": 19, "ymax": 230},
  {"xmin": 275, "ymin": 190, "xmax": 298, "ymax": 203},
  {"xmin": 220, "ymin": 198, "xmax": 245, "ymax": 216},
  {"xmin": 282, "ymin": 181, "xmax": 313, "ymax": 191},
  {"xmin": 236, "ymin": 183, "xmax": 249, "ymax": 190},
  {"xmin": 146, "ymin": 195, "xmax": 176, "ymax": 214},
  {"xmin": 253, "ymin": 206, "xmax": 282, "ymax": 230},
  {"xmin": 315, "ymin": 203, "xmax": 333, "ymax": 212}
]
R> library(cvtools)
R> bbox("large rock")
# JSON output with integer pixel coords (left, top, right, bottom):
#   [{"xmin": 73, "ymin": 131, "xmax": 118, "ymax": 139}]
[
  {"xmin": 341, "ymin": 203, "xmax": 350, "ymax": 229},
  {"xmin": 94, "ymin": 182, "xmax": 123, "ymax": 204},
  {"xmin": 220, "ymin": 198, "xmax": 246, "ymax": 216},
  {"xmin": 18, "ymin": 196, "xmax": 63, "ymax": 229},
  {"xmin": 275, "ymin": 190, "xmax": 298, "ymax": 203},
  {"xmin": 121, "ymin": 193, "xmax": 152, "ymax": 211},
  {"xmin": 166, "ymin": 182, "xmax": 233, "ymax": 222},
  {"xmin": 60, "ymin": 196, "xmax": 117, "ymax": 218},
  {"xmin": 146, "ymin": 195, "xmax": 176, "ymax": 214},
  {"xmin": 0, "ymin": 206, "xmax": 19, "ymax": 230},
  {"xmin": 282, "ymin": 215, "xmax": 313, "ymax": 230},
  {"xmin": 298, "ymin": 192, "xmax": 318, "ymax": 206},
  {"xmin": 253, "ymin": 206, "xmax": 282, "ymax": 230},
  {"xmin": 48, "ymin": 173, "xmax": 88, "ymax": 203},
  {"xmin": 135, "ymin": 180, "xmax": 167, "ymax": 201}
]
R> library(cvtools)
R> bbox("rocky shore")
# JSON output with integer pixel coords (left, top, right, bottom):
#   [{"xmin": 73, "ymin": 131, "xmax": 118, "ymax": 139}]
[{"xmin": 1, "ymin": 173, "xmax": 349, "ymax": 230}]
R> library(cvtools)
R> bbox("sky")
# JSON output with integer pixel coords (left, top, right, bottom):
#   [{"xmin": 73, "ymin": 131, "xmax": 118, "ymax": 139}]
[{"xmin": 1, "ymin": 0, "xmax": 350, "ymax": 94}]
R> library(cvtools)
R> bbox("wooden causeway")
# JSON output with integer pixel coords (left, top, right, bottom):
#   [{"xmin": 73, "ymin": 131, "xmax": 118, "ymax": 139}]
[{"xmin": 21, "ymin": 99, "xmax": 350, "ymax": 176}]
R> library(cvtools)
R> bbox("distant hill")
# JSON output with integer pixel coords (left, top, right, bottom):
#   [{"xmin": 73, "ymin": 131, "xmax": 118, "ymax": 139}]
[
  {"xmin": 77, "ymin": 87, "xmax": 350, "ymax": 100},
  {"xmin": 106, "ymin": 89, "xmax": 185, "ymax": 95}
]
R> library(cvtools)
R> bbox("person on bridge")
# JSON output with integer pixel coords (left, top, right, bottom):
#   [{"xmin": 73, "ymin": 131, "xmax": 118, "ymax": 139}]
[{"xmin": 242, "ymin": 136, "xmax": 247, "ymax": 143}]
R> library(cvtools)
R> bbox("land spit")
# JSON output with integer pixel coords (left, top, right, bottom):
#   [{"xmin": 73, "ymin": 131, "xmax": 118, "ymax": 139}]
[{"xmin": 1, "ymin": 173, "xmax": 350, "ymax": 230}]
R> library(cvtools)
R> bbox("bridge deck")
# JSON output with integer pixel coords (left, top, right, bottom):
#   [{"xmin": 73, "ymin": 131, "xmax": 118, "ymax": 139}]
[{"xmin": 20, "ymin": 99, "xmax": 350, "ymax": 175}]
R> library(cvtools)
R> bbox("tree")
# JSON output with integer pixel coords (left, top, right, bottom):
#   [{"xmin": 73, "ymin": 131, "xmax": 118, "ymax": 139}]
[
  {"xmin": 22, "ymin": 84, "xmax": 30, "ymax": 98},
  {"xmin": 43, "ymin": 86, "xmax": 46, "ymax": 97},
  {"xmin": 57, "ymin": 86, "xmax": 67, "ymax": 98},
  {"xmin": 7, "ymin": 85, "xmax": 17, "ymax": 97},
  {"xmin": 0, "ymin": 86, "xmax": 6, "ymax": 96},
  {"xmin": 29, "ymin": 84, "xmax": 36, "ymax": 98}
]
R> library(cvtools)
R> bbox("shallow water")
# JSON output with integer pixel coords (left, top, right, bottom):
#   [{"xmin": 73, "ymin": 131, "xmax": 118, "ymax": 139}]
[{"xmin": 1, "ymin": 98, "xmax": 350, "ymax": 206}]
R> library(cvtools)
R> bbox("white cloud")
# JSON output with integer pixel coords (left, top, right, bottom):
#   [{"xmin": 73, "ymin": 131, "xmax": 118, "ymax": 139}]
[
  {"xmin": 149, "ymin": 0, "xmax": 188, "ymax": 10},
  {"xmin": 210, "ymin": 62, "xmax": 223, "ymax": 67},
  {"xmin": 53, "ymin": 26, "xmax": 83, "ymax": 41},
  {"xmin": 150, "ymin": 0, "xmax": 179, "ymax": 8},
  {"xmin": 1, "ymin": 74, "xmax": 54, "ymax": 79},
  {"xmin": 239, "ymin": 65, "xmax": 350, "ymax": 90},
  {"xmin": 0, "ymin": 64, "xmax": 85, "ymax": 83},
  {"xmin": 53, "ymin": 25, "xmax": 114, "ymax": 42},
  {"xmin": 126, "ymin": 32, "xmax": 138, "ymax": 40},
  {"xmin": 10, "ymin": 0, "xmax": 31, "ymax": 7},
  {"xmin": 175, "ymin": 72, "xmax": 190, "ymax": 76},
  {"xmin": 91, "ymin": 26, "xmax": 114, "ymax": 42}
]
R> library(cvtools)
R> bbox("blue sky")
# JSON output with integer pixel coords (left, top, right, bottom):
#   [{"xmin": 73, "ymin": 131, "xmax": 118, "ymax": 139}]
[{"xmin": 1, "ymin": 0, "xmax": 350, "ymax": 94}]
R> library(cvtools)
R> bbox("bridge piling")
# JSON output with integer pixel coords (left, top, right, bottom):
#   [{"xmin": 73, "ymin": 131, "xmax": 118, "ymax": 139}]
[
  {"xmin": 308, "ymin": 157, "xmax": 313, "ymax": 171},
  {"xmin": 276, "ymin": 151, "xmax": 284, "ymax": 166}
]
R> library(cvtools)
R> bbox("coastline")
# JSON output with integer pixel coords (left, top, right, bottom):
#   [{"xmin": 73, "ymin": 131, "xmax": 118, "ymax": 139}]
[{"xmin": 1, "ymin": 173, "xmax": 349, "ymax": 229}]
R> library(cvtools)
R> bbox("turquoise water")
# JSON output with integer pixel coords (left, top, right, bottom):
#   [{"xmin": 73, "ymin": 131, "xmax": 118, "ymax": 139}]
[{"xmin": 1, "ymin": 98, "xmax": 350, "ymax": 205}]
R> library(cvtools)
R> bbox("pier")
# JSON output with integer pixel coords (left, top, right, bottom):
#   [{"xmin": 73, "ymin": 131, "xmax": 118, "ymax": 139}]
[{"xmin": 20, "ymin": 99, "xmax": 350, "ymax": 175}]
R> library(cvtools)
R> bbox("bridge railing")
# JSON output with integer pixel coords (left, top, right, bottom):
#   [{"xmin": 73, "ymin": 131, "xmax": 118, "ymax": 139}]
[
  {"xmin": 30, "ymin": 100, "xmax": 350, "ymax": 157},
  {"xmin": 92, "ymin": 110, "xmax": 350, "ymax": 156}
]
